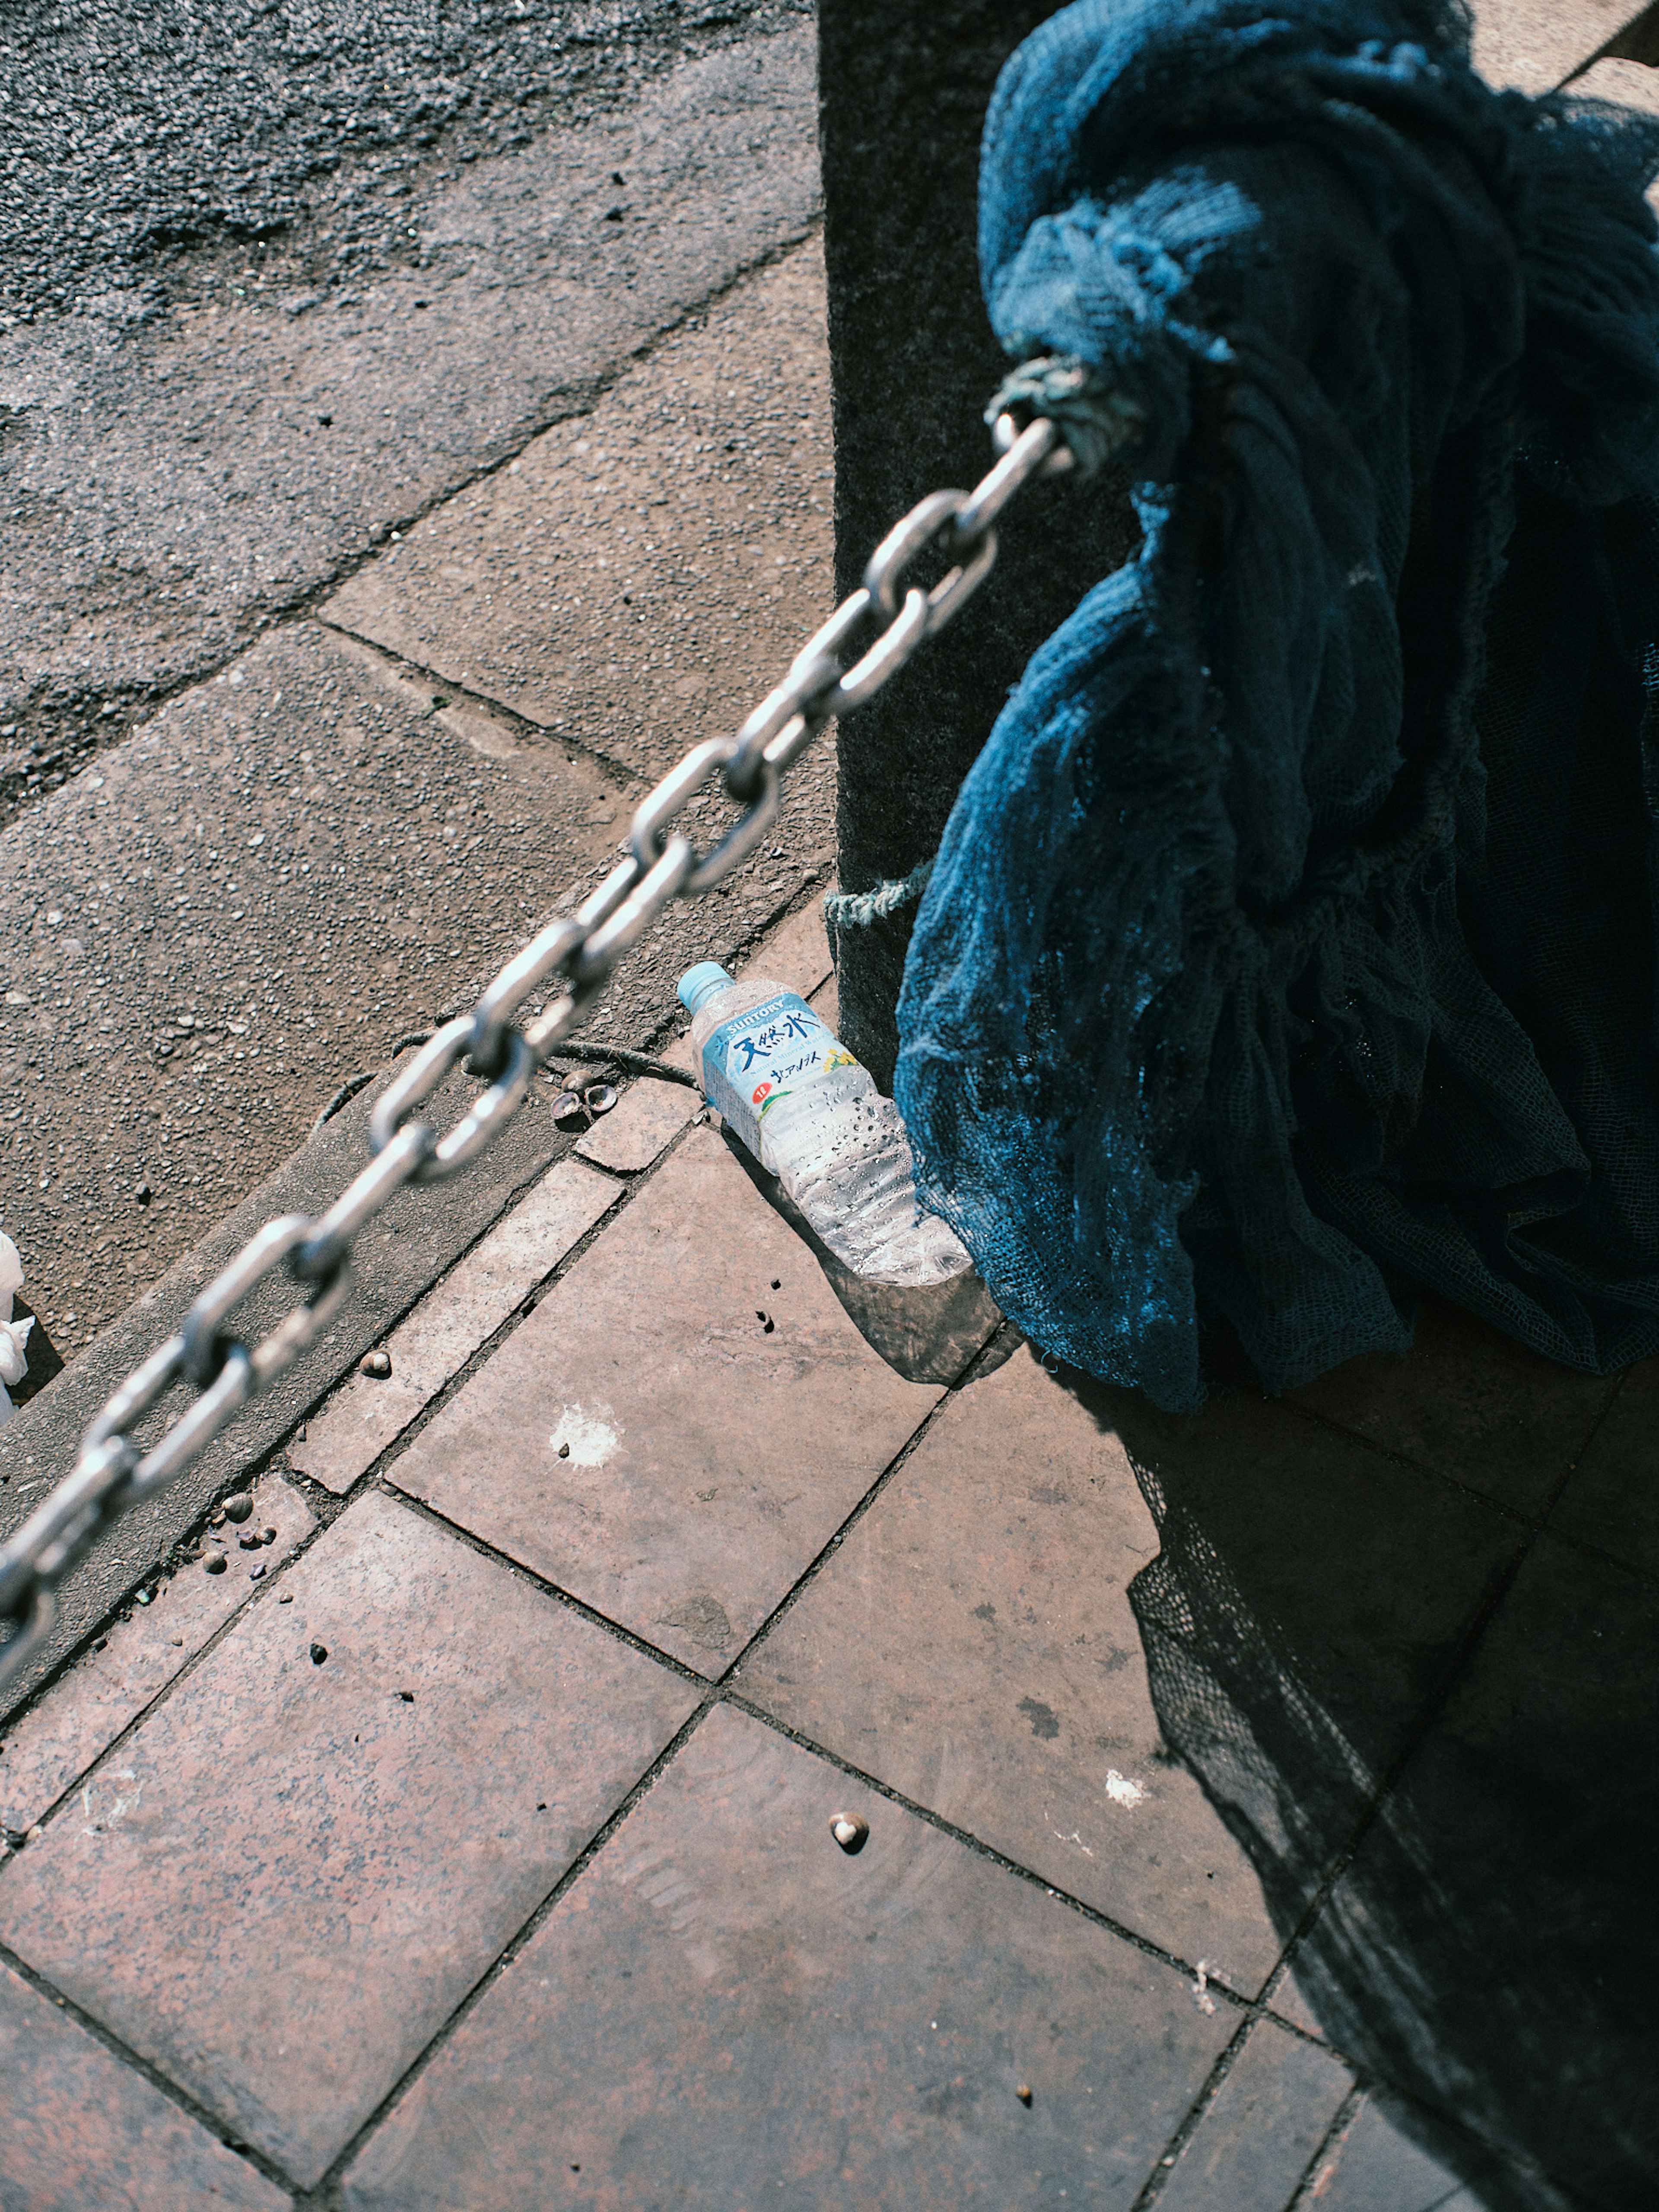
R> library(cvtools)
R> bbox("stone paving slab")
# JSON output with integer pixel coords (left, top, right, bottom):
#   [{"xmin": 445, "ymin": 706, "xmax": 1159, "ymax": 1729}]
[
  {"xmin": 0, "ymin": 1960, "xmax": 291, "ymax": 2212},
  {"xmin": 0, "ymin": 1492, "xmax": 696, "ymax": 2187},
  {"xmin": 575, "ymin": 1076, "xmax": 700, "ymax": 1173},
  {"xmin": 1297, "ymin": 1531, "xmax": 1657, "ymax": 2212},
  {"xmin": 1286, "ymin": 1292, "xmax": 1616, "ymax": 1516},
  {"xmin": 341, "ymin": 1701, "xmax": 1236, "ymax": 2211},
  {"xmin": 289, "ymin": 1156, "xmax": 620, "ymax": 1496},
  {"xmin": 321, "ymin": 240, "xmax": 834, "ymax": 791},
  {"xmin": 1469, "ymin": 0, "xmax": 1646, "ymax": 90},
  {"xmin": 0, "ymin": 1470, "xmax": 313, "ymax": 1838},
  {"xmin": 389, "ymin": 1125, "xmax": 942, "ymax": 1675},
  {"xmin": 741, "ymin": 1344, "xmax": 1286, "ymax": 1993},
  {"xmin": 1549, "ymin": 1353, "xmax": 1659, "ymax": 1576},
  {"xmin": 1152, "ymin": 2018, "xmax": 1351, "ymax": 2212},
  {"xmin": 1304, "ymin": 2097, "xmax": 1485, "ymax": 2212}
]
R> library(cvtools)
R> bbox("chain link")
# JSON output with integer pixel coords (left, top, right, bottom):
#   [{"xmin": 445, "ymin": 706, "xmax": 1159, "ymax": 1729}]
[{"xmin": 0, "ymin": 403, "xmax": 1072, "ymax": 1690}]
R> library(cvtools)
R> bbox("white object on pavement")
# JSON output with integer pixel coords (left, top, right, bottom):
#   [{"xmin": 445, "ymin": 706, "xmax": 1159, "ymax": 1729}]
[
  {"xmin": 0, "ymin": 1231, "xmax": 35, "ymax": 1424},
  {"xmin": 679, "ymin": 960, "xmax": 972, "ymax": 1289}
]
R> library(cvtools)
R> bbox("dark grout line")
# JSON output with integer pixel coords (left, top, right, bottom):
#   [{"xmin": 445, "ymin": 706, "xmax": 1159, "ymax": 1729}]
[
  {"xmin": 308, "ymin": 1700, "xmax": 721, "ymax": 2202},
  {"xmin": 385, "ymin": 1485, "xmax": 712, "ymax": 1691},
  {"xmin": 717, "ymin": 1687, "xmax": 1255, "ymax": 2000},
  {"xmin": 0, "ymin": 213, "xmax": 825, "ymax": 844},
  {"xmin": 0, "ymin": 1928, "xmax": 305, "ymax": 2199},
  {"xmin": 1128, "ymin": 2010, "xmax": 1256, "ymax": 2210},
  {"xmin": 1286, "ymin": 2085, "xmax": 1366, "ymax": 2208},
  {"xmin": 1273, "ymin": 1369, "xmax": 1625, "ymax": 1537},
  {"xmin": 713, "ymin": 1318, "xmax": 1019, "ymax": 1680},
  {"xmin": 1535, "ymin": 1362, "xmax": 1630, "ymax": 1528}
]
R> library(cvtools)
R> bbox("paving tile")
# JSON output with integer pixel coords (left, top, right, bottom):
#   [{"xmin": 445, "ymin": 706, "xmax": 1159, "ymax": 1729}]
[
  {"xmin": 741, "ymin": 1345, "xmax": 1286, "ymax": 1991},
  {"xmin": 0, "ymin": 1960, "xmax": 290, "ymax": 2212},
  {"xmin": 0, "ymin": 1471, "xmax": 314, "ymax": 1835},
  {"xmin": 754, "ymin": 1360, "xmax": 1526, "ymax": 1997},
  {"xmin": 0, "ymin": 1492, "xmax": 696, "ymax": 2188},
  {"xmin": 1300, "ymin": 2097, "xmax": 1487, "ymax": 2212},
  {"xmin": 389, "ymin": 1126, "xmax": 941, "ymax": 1673},
  {"xmin": 342, "ymin": 1703, "xmax": 1234, "ymax": 2210},
  {"xmin": 288, "ymin": 1157, "xmax": 620, "ymax": 1495},
  {"xmin": 575, "ymin": 1077, "xmax": 698, "ymax": 1173},
  {"xmin": 1470, "ymin": 0, "xmax": 1640, "ymax": 92},
  {"xmin": 1286, "ymin": 1292, "xmax": 1613, "ymax": 1514},
  {"xmin": 319, "ymin": 244, "xmax": 835, "ymax": 791},
  {"xmin": 1549, "ymin": 1353, "xmax": 1659, "ymax": 1576},
  {"xmin": 1299, "ymin": 1534, "xmax": 1655, "ymax": 2207},
  {"xmin": 1265, "ymin": 1969, "xmax": 1332, "ymax": 2044},
  {"xmin": 757, "ymin": 891, "xmax": 836, "ymax": 1005},
  {"xmin": 1153, "ymin": 2019, "xmax": 1351, "ymax": 2212},
  {"xmin": 1578, "ymin": 53, "xmax": 1659, "ymax": 117}
]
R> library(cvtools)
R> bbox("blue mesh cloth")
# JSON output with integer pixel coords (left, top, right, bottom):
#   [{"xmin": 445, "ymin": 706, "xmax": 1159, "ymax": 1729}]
[{"xmin": 893, "ymin": 0, "xmax": 1659, "ymax": 1410}]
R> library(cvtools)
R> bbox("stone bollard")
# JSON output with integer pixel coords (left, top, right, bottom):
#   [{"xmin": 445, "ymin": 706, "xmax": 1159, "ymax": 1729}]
[{"xmin": 817, "ymin": 0, "xmax": 1138, "ymax": 1089}]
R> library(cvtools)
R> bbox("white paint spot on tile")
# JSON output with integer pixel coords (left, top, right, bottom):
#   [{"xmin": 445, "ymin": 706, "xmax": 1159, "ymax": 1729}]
[
  {"xmin": 1104, "ymin": 1768, "xmax": 1146, "ymax": 1808},
  {"xmin": 549, "ymin": 1403, "xmax": 619, "ymax": 1467}
]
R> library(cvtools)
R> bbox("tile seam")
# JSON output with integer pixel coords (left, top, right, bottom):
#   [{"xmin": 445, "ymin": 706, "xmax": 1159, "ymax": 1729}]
[
  {"xmin": 0, "ymin": 1930, "xmax": 302, "ymax": 2202},
  {"xmin": 0, "ymin": 193, "xmax": 826, "ymax": 840},
  {"xmin": 1274, "ymin": 1384, "xmax": 1611, "ymax": 1534},
  {"xmin": 712, "ymin": 1320, "xmax": 1022, "ymax": 1679},
  {"xmin": 1285, "ymin": 2085, "xmax": 1367, "ymax": 2209},
  {"xmin": 717, "ymin": 1689, "xmax": 1258, "ymax": 1999},
  {"xmin": 306, "ymin": 1698, "xmax": 722, "ymax": 2201},
  {"xmin": 1128, "ymin": 2011, "xmax": 1261, "ymax": 2211}
]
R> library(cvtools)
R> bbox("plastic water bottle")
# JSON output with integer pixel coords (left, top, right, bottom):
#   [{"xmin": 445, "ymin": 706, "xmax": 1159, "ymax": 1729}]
[
  {"xmin": 0, "ymin": 1231, "xmax": 34, "ymax": 1428},
  {"xmin": 678, "ymin": 961, "xmax": 972, "ymax": 1288}
]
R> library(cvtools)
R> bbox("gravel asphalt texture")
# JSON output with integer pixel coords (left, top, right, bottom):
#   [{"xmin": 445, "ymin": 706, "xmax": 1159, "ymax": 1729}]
[{"xmin": 0, "ymin": 0, "xmax": 808, "ymax": 322}]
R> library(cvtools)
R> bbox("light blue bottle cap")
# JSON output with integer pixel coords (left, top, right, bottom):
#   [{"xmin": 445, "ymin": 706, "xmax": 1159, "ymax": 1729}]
[{"xmin": 677, "ymin": 961, "xmax": 734, "ymax": 1016}]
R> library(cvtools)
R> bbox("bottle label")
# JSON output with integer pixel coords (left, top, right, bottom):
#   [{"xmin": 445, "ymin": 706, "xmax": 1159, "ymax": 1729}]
[{"xmin": 702, "ymin": 990, "xmax": 858, "ymax": 1153}]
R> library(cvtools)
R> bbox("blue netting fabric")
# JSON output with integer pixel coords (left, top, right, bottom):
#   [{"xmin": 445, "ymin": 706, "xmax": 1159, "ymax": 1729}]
[{"xmin": 894, "ymin": 0, "xmax": 1659, "ymax": 1410}]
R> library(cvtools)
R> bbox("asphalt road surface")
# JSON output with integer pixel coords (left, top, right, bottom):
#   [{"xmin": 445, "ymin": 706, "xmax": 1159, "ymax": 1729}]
[
  {"xmin": 0, "ymin": 0, "xmax": 810, "ymax": 323},
  {"xmin": 0, "ymin": 12, "xmax": 834, "ymax": 1370}
]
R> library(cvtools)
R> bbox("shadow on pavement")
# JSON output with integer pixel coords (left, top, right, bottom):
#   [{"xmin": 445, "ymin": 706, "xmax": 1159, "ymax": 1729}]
[{"xmin": 1055, "ymin": 1355, "xmax": 1656, "ymax": 2212}]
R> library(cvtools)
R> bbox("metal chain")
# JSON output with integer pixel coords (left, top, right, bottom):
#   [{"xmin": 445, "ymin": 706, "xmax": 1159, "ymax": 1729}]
[{"xmin": 0, "ymin": 400, "xmax": 1074, "ymax": 1690}]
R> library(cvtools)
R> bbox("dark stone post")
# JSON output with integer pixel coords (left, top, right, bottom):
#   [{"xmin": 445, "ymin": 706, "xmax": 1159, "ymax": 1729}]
[{"xmin": 817, "ymin": 0, "xmax": 1135, "ymax": 1088}]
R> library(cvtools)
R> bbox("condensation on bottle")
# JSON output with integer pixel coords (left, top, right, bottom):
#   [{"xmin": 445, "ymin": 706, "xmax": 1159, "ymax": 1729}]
[{"xmin": 678, "ymin": 961, "xmax": 971, "ymax": 1288}]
